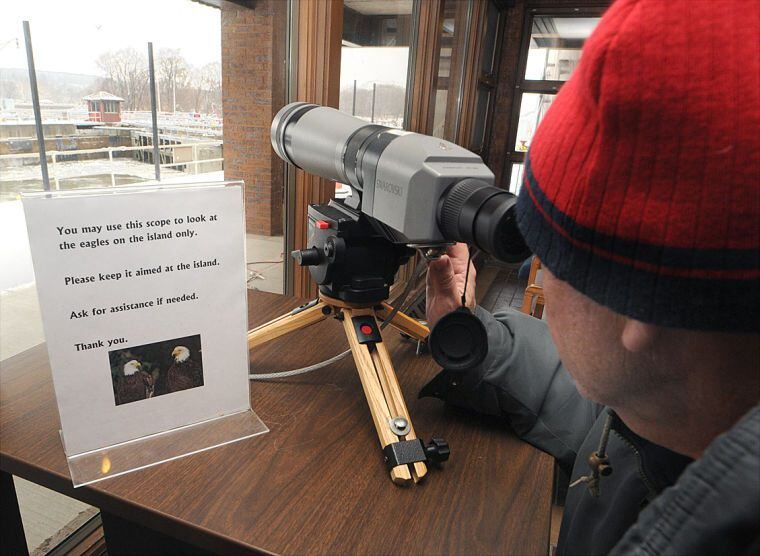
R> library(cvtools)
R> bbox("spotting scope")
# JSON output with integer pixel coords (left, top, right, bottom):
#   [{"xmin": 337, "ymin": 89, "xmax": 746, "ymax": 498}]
[{"xmin": 271, "ymin": 103, "xmax": 530, "ymax": 263}]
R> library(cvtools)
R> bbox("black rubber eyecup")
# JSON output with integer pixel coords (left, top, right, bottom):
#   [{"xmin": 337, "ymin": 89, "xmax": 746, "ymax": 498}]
[{"xmin": 438, "ymin": 179, "xmax": 531, "ymax": 263}]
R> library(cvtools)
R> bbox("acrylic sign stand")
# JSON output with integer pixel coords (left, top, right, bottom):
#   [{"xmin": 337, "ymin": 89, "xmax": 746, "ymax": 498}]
[{"xmin": 22, "ymin": 182, "xmax": 268, "ymax": 487}]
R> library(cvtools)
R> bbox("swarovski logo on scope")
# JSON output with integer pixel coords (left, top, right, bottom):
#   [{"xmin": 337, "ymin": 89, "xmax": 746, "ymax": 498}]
[{"xmin": 377, "ymin": 179, "xmax": 403, "ymax": 197}]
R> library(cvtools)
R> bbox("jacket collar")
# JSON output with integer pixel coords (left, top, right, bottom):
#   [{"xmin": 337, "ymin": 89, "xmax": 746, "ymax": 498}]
[{"xmin": 610, "ymin": 413, "xmax": 693, "ymax": 494}]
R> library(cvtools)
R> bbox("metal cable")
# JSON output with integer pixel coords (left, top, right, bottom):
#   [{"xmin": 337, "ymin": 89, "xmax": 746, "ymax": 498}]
[
  {"xmin": 249, "ymin": 258, "xmax": 428, "ymax": 381},
  {"xmin": 379, "ymin": 257, "xmax": 428, "ymax": 331},
  {"xmin": 249, "ymin": 349, "xmax": 351, "ymax": 380},
  {"xmin": 461, "ymin": 246, "xmax": 478, "ymax": 307}
]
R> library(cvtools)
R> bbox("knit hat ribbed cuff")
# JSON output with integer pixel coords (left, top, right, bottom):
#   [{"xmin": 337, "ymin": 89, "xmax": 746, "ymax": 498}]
[{"xmin": 516, "ymin": 154, "xmax": 759, "ymax": 332}]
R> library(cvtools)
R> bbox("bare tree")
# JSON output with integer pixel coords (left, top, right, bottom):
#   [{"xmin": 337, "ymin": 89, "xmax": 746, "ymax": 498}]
[
  {"xmin": 95, "ymin": 47, "xmax": 148, "ymax": 110},
  {"xmin": 339, "ymin": 83, "xmax": 406, "ymax": 126},
  {"xmin": 157, "ymin": 48, "xmax": 190, "ymax": 112},
  {"xmin": 189, "ymin": 62, "xmax": 221, "ymax": 114},
  {"xmin": 95, "ymin": 47, "xmax": 221, "ymax": 115},
  {"xmin": 374, "ymin": 84, "xmax": 406, "ymax": 125}
]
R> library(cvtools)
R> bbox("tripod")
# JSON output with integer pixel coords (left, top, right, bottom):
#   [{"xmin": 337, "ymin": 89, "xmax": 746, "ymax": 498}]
[{"xmin": 247, "ymin": 294, "xmax": 446, "ymax": 485}]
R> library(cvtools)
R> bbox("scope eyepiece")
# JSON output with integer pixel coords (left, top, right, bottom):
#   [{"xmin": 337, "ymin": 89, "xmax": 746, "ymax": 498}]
[{"xmin": 438, "ymin": 179, "xmax": 530, "ymax": 263}]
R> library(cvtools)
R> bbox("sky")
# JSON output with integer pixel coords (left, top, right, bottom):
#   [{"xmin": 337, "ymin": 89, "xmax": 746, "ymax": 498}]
[
  {"xmin": 340, "ymin": 47, "xmax": 410, "ymax": 89},
  {"xmin": 0, "ymin": 0, "xmax": 221, "ymax": 76}
]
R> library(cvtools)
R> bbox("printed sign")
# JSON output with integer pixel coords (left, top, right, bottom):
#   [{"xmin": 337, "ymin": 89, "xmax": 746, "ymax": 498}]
[{"xmin": 23, "ymin": 183, "xmax": 252, "ymax": 456}]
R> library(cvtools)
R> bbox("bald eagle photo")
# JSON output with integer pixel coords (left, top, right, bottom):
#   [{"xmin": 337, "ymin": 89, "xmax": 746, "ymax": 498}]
[
  {"xmin": 109, "ymin": 335, "xmax": 203, "ymax": 404},
  {"xmin": 115, "ymin": 360, "xmax": 155, "ymax": 405},
  {"xmin": 167, "ymin": 345, "xmax": 203, "ymax": 393}
]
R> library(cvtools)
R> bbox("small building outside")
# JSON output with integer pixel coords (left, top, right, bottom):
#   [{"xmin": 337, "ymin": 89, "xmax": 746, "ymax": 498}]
[{"xmin": 83, "ymin": 91, "xmax": 124, "ymax": 123}]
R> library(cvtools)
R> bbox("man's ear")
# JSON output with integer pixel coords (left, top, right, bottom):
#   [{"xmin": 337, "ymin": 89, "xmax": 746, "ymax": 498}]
[{"xmin": 621, "ymin": 318, "xmax": 659, "ymax": 353}]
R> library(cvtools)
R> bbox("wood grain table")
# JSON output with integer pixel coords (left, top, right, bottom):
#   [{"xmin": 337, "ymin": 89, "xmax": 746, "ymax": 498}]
[{"xmin": 1, "ymin": 291, "xmax": 553, "ymax": 555}]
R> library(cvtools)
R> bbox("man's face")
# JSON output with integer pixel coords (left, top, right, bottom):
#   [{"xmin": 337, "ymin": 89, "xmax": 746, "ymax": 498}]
[{"xmin": 541, "ymin": 268, "xmax": 652, "ymax": 408}]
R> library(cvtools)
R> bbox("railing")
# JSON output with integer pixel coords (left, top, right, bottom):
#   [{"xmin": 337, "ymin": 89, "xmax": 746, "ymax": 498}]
[
  {"xmin": 122, "ymin": 111, "xmax": 223, "ymax": 138},
  {"xmin": 3, "ymin": 110, "xmax": 223, "ymax": 138},
  {"xmin": 0, "ymin": 141, "xmax": 223, "ymax": 190}
]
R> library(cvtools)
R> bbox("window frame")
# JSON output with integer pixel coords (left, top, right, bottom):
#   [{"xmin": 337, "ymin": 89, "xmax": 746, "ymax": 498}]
[
  {"xmin": 465, "ymin": 0, "xmax": 503, "ymax": 155},
  {"xmin": 481, "ymin": 0, "xmax": 612, "ymax": 189},
  {"xmin": 502, "ymin": 5, "xmax": 607, "ymax": 188},
  {"xmin": 338, "ymin": 1, "xmax": 415, "ymax": 129}
]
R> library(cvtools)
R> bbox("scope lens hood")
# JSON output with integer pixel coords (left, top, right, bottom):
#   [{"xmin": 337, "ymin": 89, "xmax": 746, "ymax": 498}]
[{"xmin": 270, "ymin": 102, "xmax": 317, "ymax": 166}]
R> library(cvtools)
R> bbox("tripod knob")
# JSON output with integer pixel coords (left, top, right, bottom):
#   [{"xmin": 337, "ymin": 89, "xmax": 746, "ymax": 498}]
[
  {"xmin": 292, "ymin": 247, "xmax": 322, "ymax": 266},
  {"xmin": 424, "ymin": 438, "xmax": 450, "ymax": 464}
]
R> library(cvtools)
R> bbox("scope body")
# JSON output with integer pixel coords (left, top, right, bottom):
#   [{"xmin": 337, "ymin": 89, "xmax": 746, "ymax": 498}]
[{"xmin": 272, "ymin": 102, "xmax": 529, "ymax": 263}]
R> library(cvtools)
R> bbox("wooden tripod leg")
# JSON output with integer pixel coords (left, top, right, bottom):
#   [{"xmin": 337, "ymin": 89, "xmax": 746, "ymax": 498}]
[
  {"xmin": 248, "ymin": 300, "xmax": 331, "ymax": 350},
  {"xmin": 371, "ymin": 337, "xmax": 428, "ymax": 482},
  {"xmin": 376, "ymin": 303, "xmax": 429, "ymax": 342},
  {"xmin": 342, "ymin": 307, "xmax": 427, "ymax": 485}
]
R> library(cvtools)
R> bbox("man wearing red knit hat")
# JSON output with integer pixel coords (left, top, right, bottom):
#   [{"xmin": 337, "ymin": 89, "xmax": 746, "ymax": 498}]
[{"xmin": 424, "ymin": 0, "xmax": 759, "ymax": 553}]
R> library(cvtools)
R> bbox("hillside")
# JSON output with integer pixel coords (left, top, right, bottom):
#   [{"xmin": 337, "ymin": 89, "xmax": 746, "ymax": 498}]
[{"xmin": 0, "ymin": 68, "xmax": 101, "ymax": 104}]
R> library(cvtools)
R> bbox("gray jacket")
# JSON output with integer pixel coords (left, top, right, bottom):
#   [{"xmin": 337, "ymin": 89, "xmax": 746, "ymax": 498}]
[{"xmin": 420, "ymin": 307, "xmax": 760, "ymax": 555}]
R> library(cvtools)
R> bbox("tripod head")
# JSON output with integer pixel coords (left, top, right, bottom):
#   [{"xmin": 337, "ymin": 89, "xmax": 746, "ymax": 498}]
[{"xmin": 293, "ymin": 199, "xmax": 414, "ymax": 304}]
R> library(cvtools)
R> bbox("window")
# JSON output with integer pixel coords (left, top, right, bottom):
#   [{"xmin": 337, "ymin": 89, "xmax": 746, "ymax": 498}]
[
  {"xmin": 430, "ymin": 0, "xmax": 472, "ymax": 140},
  {"xmin": 505, "ymin": 12, "xmax": 601, "ymax": 189},
  {"xmin": 509, "ymin": 163, "xmax": 525, "ymax": 195},
  {"xmin": 469, "ymin": 0, "xmax": 501, "ymax": 154},
  {"xmin": 514, "ymin": 92, "xmax": 555, "ymax": 152},
  {"xmin": 340, "ymin": 0, "xmax": 413, "ymax": 129},
  {"xmin": 525, "ymin": 17, "xmax": 598, "ymax": 81}
]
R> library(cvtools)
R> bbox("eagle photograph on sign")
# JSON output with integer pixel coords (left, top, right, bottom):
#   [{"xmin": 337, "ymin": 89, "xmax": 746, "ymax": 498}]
[{"xmin": 109, "ymin": 334, "xmax": 204, "ymax": 406}]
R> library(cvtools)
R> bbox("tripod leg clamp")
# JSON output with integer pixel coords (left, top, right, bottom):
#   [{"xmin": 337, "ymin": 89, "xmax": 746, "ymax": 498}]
[
  {"xmin": 383, "ymin": 438, "xmax": 450, "ymax": 469},
  {"xmin": 383, "ymin": 440, "xmax": 427, "ymax": 469}
]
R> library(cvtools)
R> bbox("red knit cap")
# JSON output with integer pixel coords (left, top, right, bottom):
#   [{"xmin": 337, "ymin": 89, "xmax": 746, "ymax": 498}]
[{"xmin": 516, "ymin": 0, "xmax": 759, "ymax": 331}]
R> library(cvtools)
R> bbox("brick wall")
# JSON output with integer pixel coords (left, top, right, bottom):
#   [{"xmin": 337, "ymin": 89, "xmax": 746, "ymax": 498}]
[{"xmin": 221, "ymin": 0, "xmax": 286, "ymax": 236}]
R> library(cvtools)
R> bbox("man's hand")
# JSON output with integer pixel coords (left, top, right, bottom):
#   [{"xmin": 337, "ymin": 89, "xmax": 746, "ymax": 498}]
[{"xmin": 426, "ymin": 243, "xmax": 476, "ymax": 327}]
